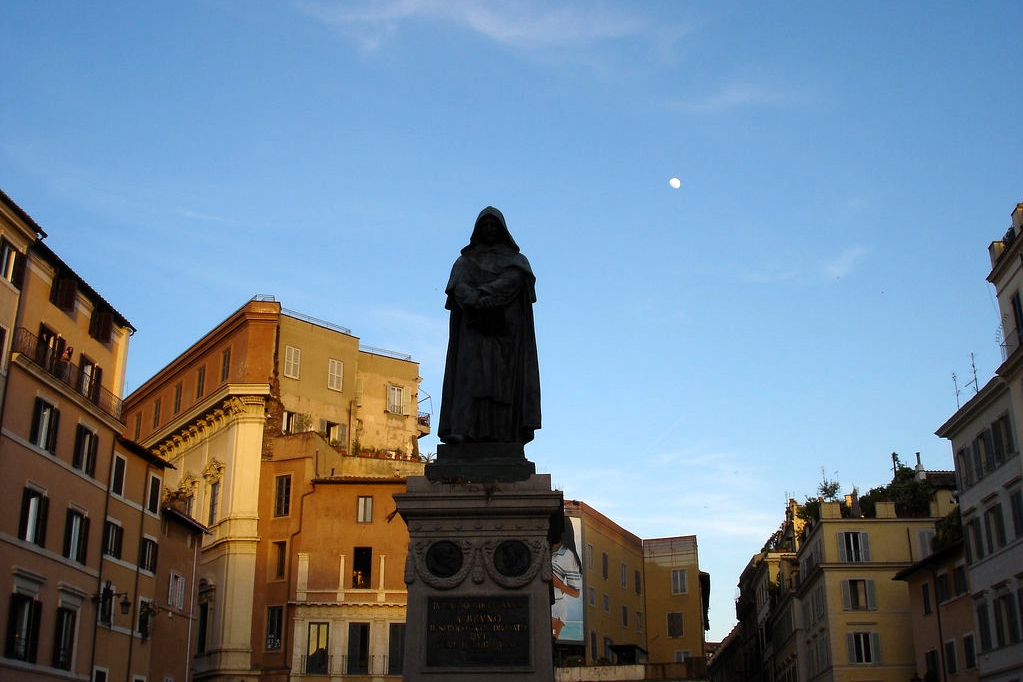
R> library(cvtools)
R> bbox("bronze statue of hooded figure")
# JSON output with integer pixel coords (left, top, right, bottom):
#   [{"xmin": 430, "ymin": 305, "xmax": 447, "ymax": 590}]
[{"xmin": 439, "ymin": 207, "xmax": 541, "ymax": 445}]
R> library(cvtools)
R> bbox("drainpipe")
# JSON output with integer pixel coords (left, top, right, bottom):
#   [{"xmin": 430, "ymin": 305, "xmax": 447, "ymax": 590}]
[
  {"xmin": 285, "ymin": 473, "xmax": 317, "ymax": 674},
  {"xmin": 88, "ymin": 434, "xmax": 119, "ymax": 680},
  {"xmin": 125, "ymin": 460, "xmax": 155, "ymax": 682},
  {"xmin": 928, "ymin": 564, "xmax": 949, "ymax": 682},
  {"xmin": 184, "ymin": 523, "xmax": 200, "ymax": 682}
]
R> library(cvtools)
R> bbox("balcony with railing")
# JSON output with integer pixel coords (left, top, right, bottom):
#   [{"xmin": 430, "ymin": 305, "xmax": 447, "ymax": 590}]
[
  {"xmin": 12, "ymin": 327, "xmax": 122, "ymax": 420},
  {"xmin": 298, "ymin": 653, "xmax": 401, "ymax": 677}
]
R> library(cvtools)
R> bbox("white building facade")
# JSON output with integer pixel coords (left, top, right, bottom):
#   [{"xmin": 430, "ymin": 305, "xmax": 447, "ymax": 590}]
[{"xmin": 936, "ymin": 203, "xmax": 1023, "ymax": 682}]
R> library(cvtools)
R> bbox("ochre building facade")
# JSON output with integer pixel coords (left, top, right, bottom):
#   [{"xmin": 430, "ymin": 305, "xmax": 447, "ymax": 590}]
[{"xmin": 121, "ymin": 297, "xmax": 430, "ymax": 681}]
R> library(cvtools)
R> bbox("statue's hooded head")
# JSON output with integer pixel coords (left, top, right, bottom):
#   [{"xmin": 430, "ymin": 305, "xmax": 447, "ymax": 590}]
[{"xmin": 465, "ymin": 206, "xmax": 519, "ymax": 253}]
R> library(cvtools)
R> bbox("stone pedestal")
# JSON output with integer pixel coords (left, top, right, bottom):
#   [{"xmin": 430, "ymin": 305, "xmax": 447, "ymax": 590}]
[{"xmin": 395, "ymin": 470, "xmax": 563, "ymax": 681}]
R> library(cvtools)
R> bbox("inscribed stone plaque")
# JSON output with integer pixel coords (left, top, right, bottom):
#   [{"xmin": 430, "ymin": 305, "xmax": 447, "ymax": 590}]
[{"xmin": 426, "ymin": 596, "xmax": 530, "ymax": 667}]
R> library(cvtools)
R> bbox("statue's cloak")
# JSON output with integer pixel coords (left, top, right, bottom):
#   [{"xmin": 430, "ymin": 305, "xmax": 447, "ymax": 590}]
[{"xmin": 438, "ymin": 206, "xmax": 541, "ymax": 444}]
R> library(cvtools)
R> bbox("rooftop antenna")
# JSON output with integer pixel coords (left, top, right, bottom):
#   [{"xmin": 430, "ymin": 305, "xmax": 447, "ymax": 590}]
[{"xmin": 952, "ymin": 353, "xmax": 981, "ymax": 409}]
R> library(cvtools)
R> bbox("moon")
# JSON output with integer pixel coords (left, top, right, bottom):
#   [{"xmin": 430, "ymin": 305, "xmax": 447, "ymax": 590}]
[{"xmin": 669, "ymin": 177, "xmax": 681, "ymax": 189}]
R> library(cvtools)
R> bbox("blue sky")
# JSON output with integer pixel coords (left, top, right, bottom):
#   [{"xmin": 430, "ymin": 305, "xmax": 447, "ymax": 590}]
[{"xmin": 4, "ymin": 1, "xmax": 1023, "ymax": 642}]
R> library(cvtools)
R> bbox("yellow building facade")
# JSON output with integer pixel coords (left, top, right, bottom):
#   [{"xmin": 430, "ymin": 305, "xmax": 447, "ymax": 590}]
[
  {"xmin": 643, "ymin": 535, "xmax": 707, "ymax": 666},
  {"xmin": 797, "ymin": 494, "xmax": 958, "ymax": 682},
  {"xmin": 121, "ymin": 297, "xmax": 429, "ymax": 681},
  {"xmin": 255, "ymin": 432, "xmax": 423, "ymax": 679},
  {"xmin": 1, "ymin": 189, "xmax": 199, "ymax": 682},
  {"xmin": 559, "ymin": 500, "xmax": 708, "ymax": 669},
  {"xmin": 894, "ymin": 541, "xmax": 979, "ymax": 682},
  {"xmin": 712, "ymin": 481, "xmax": 959, "ymax": 682}
]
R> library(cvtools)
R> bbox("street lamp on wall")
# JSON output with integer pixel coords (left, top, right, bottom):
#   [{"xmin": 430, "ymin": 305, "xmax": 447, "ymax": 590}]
[{"xmin": 91, "ymin": 580, "xmax": 131, "ymax": 624}]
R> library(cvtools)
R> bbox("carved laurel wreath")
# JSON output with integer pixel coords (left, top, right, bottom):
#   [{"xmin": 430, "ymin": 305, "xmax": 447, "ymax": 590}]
[{"xmin": 406, "ymin": 538, "xmax": 551, "ymax": 590}]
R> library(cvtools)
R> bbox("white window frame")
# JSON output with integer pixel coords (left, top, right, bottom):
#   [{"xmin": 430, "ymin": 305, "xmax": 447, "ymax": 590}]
[
  {"xmin": 327, "ymin": 359, "xmax": 343, "ymax": 392},
  {"xmin": 284, "ymin": 346, "xmax": 301, "ymax": 379},
  {"xmin": 848, "ymin": 631, "xmax": 881, "ymax": 663},
  {"xmin": 64, "ymin": 509, "xmax": 88, "ymax": 563},
  {"xmin": 111, "ymin": 454, "xmax": 127, "ymax": 496},
  {"xmin": 73, "ymin": 424, "xmax": 98, "ymax": 476},
  {"xmin": 386, "ymin": 384, "xmax": 407, "ymax": 414},
  {"xmin": 671, "ymin": 568, "xmax": 688, "ymax": 595},
  {"xmin": 667, "ymin": 611, "xmax": 684, "ymax": 638},
  {"xmin": 52, "ymin": 606, "xmax": 77, "ymax": 670},
  {"xmin": 146, "ymin": 474, "xmax": 162, "ymax": 515},
  {"xmin": 841, "ymin": 578, "xmax": 876, "ymax": 611},
  {"xmin": 984, "ymin": 504, "xmax": 1008, "ymax": 551},
  {"xmin": 140, "ymin": 535, "xmax": 158, "ymax": 573},
  {"xmin": 0, "ymin": 239, "xmax": 19, "ymax": 282},
  {"xmin": 944, "ymin": 639, "xmax": 958, "ymax": 673},
  {"xmin": 103, "ymin": 519, "xmax": 123, "ymax": 559},
  {"xmin": 168, "ymin": 572, "xmax": 186, "ymax": 610},
  {"xmin": 266, "ymin": 605, "xmax": 283, "ymax": 651},
  {"xmin": 323, "ymin": 420, "xmax": 345, "ymax": 444},
  {"xmin": 964, "ymin": 632, "xmax": 977, "ymax": 668},
  {"xmin": 78, "ymin": 356, "xmax": 97, "ymax": 399},
  {"xmin": 838, "ymin": 531, "xmax": 871, "ymax": 562},
  {"xmin": 208, "ymin": 480, "xmax": 220, "ymax": 526},
  {"xmin": 274, "ymin": 475, "xmax": 291, "ymax": 517},
  {"xmin": 19, "ymin": 486, "xmax": 48, "ymax": 546},
  {"xmin": 220, "ymin": 346, "xmax": 231, "ymax": 382},
  {"xmin": 357, "ymin": 496, "xmax": 373, "ymax": 523},
  {"xmin": 30, "ymin": 397, "xmax": 60, "ymax": 453}
]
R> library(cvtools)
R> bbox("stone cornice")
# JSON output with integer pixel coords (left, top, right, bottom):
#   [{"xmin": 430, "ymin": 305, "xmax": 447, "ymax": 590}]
[
  {"xmin": 142, "ymin": 383, "xmax": 270, "ymax": 447},
  {"xmin": 125, "ymin": 299, "xmax": 280, "ymax": 404},
  {"xmin": 151, "ymin": 393, "xmax": 268, "ymax": 462}
]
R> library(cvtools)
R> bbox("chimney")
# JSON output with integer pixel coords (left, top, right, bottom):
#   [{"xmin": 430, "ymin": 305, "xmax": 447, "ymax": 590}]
[{"xmin": 990, "ymin": 203, "xmax": 1023, "ymax": 267}]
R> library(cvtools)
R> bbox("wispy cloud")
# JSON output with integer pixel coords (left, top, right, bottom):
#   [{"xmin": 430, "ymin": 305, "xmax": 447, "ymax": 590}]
[
  {"xmin": 369, "ymin": 307, "xmax": 448, "ymax": 362},
  {"xmin": 296, "ymin": 0, "xmax": 657, "ymax": 53},
  {"xmin": 740, "ymin": 266, "xmax": 798, "ymax": 285},
  {"xmin": 676, "ymin": 82, "xmax": 801, "ymax": 115},
  {"xmin": 176, "ymin": 207, "xmax": 247, "ymax": 226},
  {"xmin": 820, "ymin": 245, "xmax": 868, "ymax": 280},
  {"xmin": 733, "ymin": 245, "xmax": 869, "ymax": 286},
  {"xmin": 555, "ymin": 444, "xmax": 774, "ymax": 531}
]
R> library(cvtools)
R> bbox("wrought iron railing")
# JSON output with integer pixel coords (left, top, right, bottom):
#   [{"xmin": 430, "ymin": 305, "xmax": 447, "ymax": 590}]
[
  {"xmin": 359, "ymin": 344, "xmax": 413, "ymax": 361},
  {"xmin": 12, "ymin": 327, "xmax": 122, "ymax": 420},
  {"xmin": 281, "ymin": 306, "xmax": 353, "ymax": 336},
  {"xmin": 297, "ymin": 653, "xmax": 399, "ymax": 676},
  {"xmin": 277, "ymin": 299, "xmax": 412, "ymax": 360}
]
